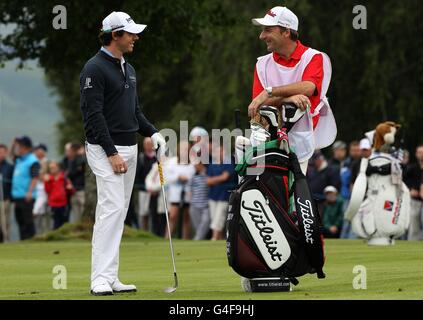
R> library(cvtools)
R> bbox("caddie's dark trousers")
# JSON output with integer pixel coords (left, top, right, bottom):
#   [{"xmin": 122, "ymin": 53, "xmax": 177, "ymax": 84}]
[{"xmin": 14, "ymin": 199, "xmax": 36, "ymax": 240}]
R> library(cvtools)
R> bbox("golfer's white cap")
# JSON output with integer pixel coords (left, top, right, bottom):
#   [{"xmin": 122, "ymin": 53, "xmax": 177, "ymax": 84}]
[
  {"xmin": 360, "ymin": 138, "xmax": 372, "ymax": 150},
  {"xmin": 252, "ymin": 6, "xmax": 299, "ymax": 31},
  {"xmin": 102, "ymin": 11, "xmax": 147, "ymax": 34}
]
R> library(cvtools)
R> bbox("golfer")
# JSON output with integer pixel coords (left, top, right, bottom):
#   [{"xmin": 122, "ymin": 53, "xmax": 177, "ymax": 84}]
[
  {"xmin": 80, "ymin": 11, "xmax": 166, "ymax": 296},
  {"xmin": 248, "ymin": 6, "xmax": 336, "ymax": 173}
]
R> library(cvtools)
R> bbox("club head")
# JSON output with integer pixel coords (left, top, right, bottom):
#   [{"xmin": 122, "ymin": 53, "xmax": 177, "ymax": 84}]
[
  {"xmin": 163, "ymin": 273, "xmax": 178, "ymax": 293},
  {"xmin": 163, "ymin": 286, "xmax": 177, "ymax": 293}
]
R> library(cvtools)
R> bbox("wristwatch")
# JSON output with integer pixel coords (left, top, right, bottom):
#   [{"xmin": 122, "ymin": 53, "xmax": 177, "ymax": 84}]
[{"xmin": 265, "ymin": 86, "xmax": 273, "ymax": 97}]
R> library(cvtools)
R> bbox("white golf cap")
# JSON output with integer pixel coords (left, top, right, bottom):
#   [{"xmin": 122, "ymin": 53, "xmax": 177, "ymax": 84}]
[
  {"xmin": 324, "ymin": 186, "xmax": 338, "ymax": 194},
  {"xmin": 360, "ymin": 138, "xmax": 372, "ymax": 150},
  {"xmin": 102, "ymin": 11, "xmax": 147, "ymax": 34},
  {"xmin": 252, "ymin": 6, "xmax": 299, "ymax": 31}
]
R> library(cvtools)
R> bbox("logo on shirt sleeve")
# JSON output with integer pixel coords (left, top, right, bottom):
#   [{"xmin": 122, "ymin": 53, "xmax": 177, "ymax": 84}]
[{"xmin": 83, "ymin": 77, "xmax": 93, "ymax": 89}]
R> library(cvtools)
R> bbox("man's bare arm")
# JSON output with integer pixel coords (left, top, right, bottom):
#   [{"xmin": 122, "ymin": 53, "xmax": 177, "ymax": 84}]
[
  {"xmin": 248, "ymin": 81, "xmax": 316, "ymax": 117},
  {"xmin": 272, "ymin": 81, "xmax": 316, "ymax": 98}
]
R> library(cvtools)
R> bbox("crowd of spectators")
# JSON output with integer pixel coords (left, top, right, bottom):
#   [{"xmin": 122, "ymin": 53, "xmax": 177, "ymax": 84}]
[{"xmin": 1, "ymin": 131, "xmax": 421, "ymax": 242}]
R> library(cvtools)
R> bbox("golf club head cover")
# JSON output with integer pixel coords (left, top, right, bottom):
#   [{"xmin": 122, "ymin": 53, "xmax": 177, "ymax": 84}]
[{"xmin": 288, "ymin": 152, "xmax": 326, "ymax": 279}]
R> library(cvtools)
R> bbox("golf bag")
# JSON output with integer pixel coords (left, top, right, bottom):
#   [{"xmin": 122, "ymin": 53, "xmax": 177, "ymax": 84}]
[
  {"xmin": 350, "ymin": 153, "xmax": 410, "ymax": 245},
  {"xmin": 227, "ymin": 105, "xmax": 325, "ymax": 285}
]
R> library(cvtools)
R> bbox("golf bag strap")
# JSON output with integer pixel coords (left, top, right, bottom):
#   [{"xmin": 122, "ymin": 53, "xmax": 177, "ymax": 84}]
[{"xmin": 289, "ymin": 153, "xmax": 326, "ymax": 279}]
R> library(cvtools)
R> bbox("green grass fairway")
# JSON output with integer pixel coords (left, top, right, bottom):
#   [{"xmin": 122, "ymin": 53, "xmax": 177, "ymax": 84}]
[{"xmin": 0, "ymin": 239, "xmax": 422, "ymax": 300}]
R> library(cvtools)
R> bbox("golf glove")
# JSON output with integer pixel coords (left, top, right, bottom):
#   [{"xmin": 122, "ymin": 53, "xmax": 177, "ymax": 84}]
[{"xmin": 151, "ymin": 132, "xmax": 166, "ymax": 156}]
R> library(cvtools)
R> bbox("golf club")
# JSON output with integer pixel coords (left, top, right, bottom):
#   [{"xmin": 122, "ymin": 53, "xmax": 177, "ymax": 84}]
[{"xmin": 157, "ymin": 152, "xmax": 178, "ymax": 293}]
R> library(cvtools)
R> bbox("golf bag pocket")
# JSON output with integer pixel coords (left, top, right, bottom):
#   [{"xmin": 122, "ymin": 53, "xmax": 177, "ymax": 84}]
[{"xmin": 227, "ymin": 163, "xmax": 314, "ymax": 281}]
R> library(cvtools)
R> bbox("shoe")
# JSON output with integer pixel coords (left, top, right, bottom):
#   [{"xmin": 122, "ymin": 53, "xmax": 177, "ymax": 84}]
[
  {"xmin": 111, "ymin": 280, "xmax": 137, "ymax": 293},
  {"xmin": 90, "ymin": 283, "xmax": 113, "ymax": 296}
]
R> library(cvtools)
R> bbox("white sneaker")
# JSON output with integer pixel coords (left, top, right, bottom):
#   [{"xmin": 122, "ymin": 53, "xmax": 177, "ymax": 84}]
[
  {"xmin": 90, "ymin": 283, "xmax": 113, "ymax": 296},
  {"xmin": 111, "ymin": 280, "xmax": 137, "ymax": 293}
]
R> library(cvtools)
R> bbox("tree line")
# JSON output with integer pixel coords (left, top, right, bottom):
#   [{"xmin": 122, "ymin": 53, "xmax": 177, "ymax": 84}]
[{"xmin": 1, "ymin": 0, "xmax": 422, "ymax": 156}]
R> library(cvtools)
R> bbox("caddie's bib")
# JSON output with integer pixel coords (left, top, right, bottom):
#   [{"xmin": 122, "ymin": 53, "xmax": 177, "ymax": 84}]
[{"xmin": 256, "ymin": 48, "xmax": 337, "ymax": 162}]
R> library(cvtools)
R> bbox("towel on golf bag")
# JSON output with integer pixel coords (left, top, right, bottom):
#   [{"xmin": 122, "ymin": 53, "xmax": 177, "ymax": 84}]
[{"xmin": 227, "ymin": 143, "xmax": 325, "ymax": 283}]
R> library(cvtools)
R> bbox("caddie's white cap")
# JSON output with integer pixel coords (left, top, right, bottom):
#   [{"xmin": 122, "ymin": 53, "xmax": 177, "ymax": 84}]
[
  {"xmin": 359, "ymin": 138, "xmax": 371, "ymax": 150},
  {"xmin": 102, "ymin": 11, "xmax": 147, "ymax": 34},
  {"xmin": 252, "ymin": 6, "xmax": 299, "ymax": 31}
]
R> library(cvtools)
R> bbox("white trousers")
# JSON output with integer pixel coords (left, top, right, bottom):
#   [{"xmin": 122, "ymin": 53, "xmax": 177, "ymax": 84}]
[{"xmin": 86, "ymin": 142, "xmax": 138, "ymax": 288}]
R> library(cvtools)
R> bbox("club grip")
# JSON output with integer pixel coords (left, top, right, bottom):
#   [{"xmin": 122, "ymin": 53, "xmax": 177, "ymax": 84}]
[{"xmin": 158, "ymin": 162, "xmax": 165, "ymax": 186}]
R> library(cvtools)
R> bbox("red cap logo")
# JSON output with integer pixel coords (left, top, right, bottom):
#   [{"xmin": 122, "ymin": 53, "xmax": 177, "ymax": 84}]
[{"xmin": 267, "ymin": 10, "xmax": 276, "ymax": 17}]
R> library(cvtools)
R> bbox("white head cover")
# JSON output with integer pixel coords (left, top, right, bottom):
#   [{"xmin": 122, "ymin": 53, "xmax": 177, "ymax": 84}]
[
  {"xmin": 252, "ymin": 6, "xmax": 299, "ymax": 31},
  {"xmin": 102, "ymin": 11, "xmax": 147, "ymax": 34}
]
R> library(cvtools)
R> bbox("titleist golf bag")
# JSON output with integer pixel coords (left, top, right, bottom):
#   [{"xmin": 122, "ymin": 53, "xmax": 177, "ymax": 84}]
[{"xmin": 227, "ymin": 105, "xmax": 325, "ymax": 285}]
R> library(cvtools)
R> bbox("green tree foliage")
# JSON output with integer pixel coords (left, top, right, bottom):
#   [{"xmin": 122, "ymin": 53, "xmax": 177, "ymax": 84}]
[{"xmin": 1, "ymin": 0, "xmax": 422, "ymax": 154}]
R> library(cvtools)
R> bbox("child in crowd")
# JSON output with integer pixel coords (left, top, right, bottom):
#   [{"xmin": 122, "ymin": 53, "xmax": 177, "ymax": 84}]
[
  {"xmin": 322, "ymin": 186, "xmax": 344, "ymax": 238},
  {"xmin": 189, "ymin": 161, "xmax": 210, "ymax": 240},
  {"xmin": 44, "ymin": 161, "xmax": 74, "ymax": 230}
]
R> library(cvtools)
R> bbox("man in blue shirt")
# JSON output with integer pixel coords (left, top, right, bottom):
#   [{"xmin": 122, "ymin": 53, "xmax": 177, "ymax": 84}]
[
  {"xmin": 11, "ymin": 136, "xmax": 40, "ymax": 240},
  {"xmin": 207, "ymin": 144, "xmax": 236, "ymax": 240}
]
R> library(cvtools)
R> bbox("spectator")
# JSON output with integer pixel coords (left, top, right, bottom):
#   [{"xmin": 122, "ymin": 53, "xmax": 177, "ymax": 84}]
[
  {"xmin": 350, "ymin": 138, "xmax": 372, "ymax": 184},
  {"xmin": 307, "ymin": 151, "xmax": 340, "ymax": 215},
  {"xmin": 348, "ymin": 141, "xmax": 361, "ymax": 162},
  {"xmin": 145, "ymin": 153, "xmax": 170, "ymax": 237},
  {"xmin": 11, "ymin": 136, "xmax": 39, "ymax": 240},
  {"xmin": 0, "ymin": 144, "xmax": 14, "ymax": 242},
  {"xmin": 134, "ymin": 137, "xmax": 157, "ymax": 231},
  {"xmin": 61, "ymin": 142, "xmax": 73, "ymax": 172},
  {"xmin": 189, "ymin": 161, "xmax": 210, "ymax": 240},
  {"xmin": 420, "ymin": 175, "xmax": 423, "ymax": 200},
  {"xmin": 340, "ymin": 141, "xmax": 360, "ymax": 210},
  {"xmin": 403, "ymin": 145, "xmax": 423, "ymax": 240},
  {"xmin": 32, "ymin": 144, "xmax": 51, "ymax": 234},
  {"xmin": 165, "ymin": 141, "xmax": 195, "ymax": 239},
  {"xmin": 61, "ymin": 141, "xmax": 74, "ymax": 222},
  {"xmin": 44, "ymin": 161, "xmax": 74, "ymax": 230},
  {"xmin": 322, "ymin": 186, "xmax": 344, "ymax": 238},
  {"xmin": 330, "ymin": 141, "xmax": 347, "ymax": 173},
  {"xmin": 189, "ymin": 126, "xmax": 210, "ymax": 165},
  {"xmin": 67, "ymin": 143, "xmax": 86, "ymax": 223},
  {"xmin": 341, "ymin": 138, "xmax": 372, "ymax": 239},
  {"xmin": 207, "ymin": 144, "xmax": 236, "ymax": 241},
  {"xmin": 402, "ymin": 149, "xmax": 410, "ymax": 168}
]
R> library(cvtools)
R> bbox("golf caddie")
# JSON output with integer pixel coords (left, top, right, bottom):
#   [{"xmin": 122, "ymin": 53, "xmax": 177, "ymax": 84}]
[
  {"xmin": 80, "ymin": 11, "xmax": 166, "ymax": 296},
  {"xmin": 248, "ymin": 6, "xmax": 336, "ymax": 174}
]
